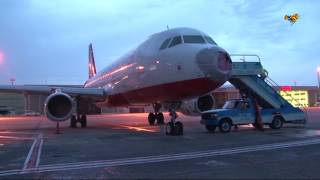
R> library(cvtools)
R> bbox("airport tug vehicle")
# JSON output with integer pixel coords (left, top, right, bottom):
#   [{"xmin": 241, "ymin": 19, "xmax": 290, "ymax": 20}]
[{"xmin": 201, "ymin": 56, "xmax": 307, "ymax": 133}]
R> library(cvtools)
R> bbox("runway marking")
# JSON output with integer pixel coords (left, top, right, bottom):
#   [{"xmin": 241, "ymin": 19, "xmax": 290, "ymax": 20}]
[
  {"xmin": 0, "ymin": 131, "xmax": 40, "ymax": 136},
  {"xmin": 22, "ymin": 133, "xmax": 43, "ymax": 171},
  {"xmin": 1, "ymin": 137, "xmax": 320, "ymax": 176},
  {"xmin": 0, "ymin": 135, "xmax": 34, "ymax": 140}
]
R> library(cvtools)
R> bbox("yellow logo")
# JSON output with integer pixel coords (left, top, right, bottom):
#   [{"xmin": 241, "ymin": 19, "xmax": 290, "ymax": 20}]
[{"xmin": 284, "ymin": 13, "xmax": 300, "ymax": 25}]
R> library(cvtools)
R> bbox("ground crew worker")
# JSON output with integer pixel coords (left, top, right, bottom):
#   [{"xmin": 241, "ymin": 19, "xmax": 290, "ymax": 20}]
[{"xmin": 252, "ymin": 97, "xmax": 264, "ymax": 131}]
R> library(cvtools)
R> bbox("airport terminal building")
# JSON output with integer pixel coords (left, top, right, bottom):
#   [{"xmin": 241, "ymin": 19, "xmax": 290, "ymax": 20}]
[
  {"xmin": 212, "ymin": 85, "xmax": 319, "ymax": 108},
  {"xmin": 0, "ymin": 85, "xmax": 319, "ymax": 115}
]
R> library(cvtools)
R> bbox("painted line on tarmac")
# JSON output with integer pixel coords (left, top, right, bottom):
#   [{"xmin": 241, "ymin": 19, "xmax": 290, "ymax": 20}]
[
  {"xmin": 0, "ymin": 131, "xmax": 39, "ymax": 135},
  {"xmin": 22, "ymin": 134, "xmax": 43, "ymax": 171},
  {"xmin": 1, "ymin": 137, "xmax": 320, "ymax": 176},
  {"xmin": 0, "ymin": 135, "xmax": 34, "ymax": 140},
  {"xmin": 38, "ymin": 138, "xmax": 320, "ymax": 170},
  {"xmin": 0, "ymin": 169, "xmax": 21, "ymax": 177}
]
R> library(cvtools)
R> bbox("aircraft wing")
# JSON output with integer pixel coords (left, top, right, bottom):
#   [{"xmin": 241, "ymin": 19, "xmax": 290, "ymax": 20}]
[{"xmin": 0, "ymin": 85, "xmax": 106, "ymax": 97}]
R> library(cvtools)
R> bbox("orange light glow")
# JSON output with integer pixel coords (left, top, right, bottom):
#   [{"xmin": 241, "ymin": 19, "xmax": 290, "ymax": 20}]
[
  {"xmin": 0, "ymin": 51, "xmax": 4, "ymax": 64},
  {"xmin": 86, "ymin": 63, "xmax": 135, "ymax": 87},
  {"xmin": 119, "ymin": 125, "xmax": 157, "ymax": 133}
]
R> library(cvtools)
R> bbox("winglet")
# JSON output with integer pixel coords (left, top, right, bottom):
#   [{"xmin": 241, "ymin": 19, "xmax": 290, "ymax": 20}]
[{"xmin": 88, "ymin": 43, "xmax": 97, "ymax": 79}]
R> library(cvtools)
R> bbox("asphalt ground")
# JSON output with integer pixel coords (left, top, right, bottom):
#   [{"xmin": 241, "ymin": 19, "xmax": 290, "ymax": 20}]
[{"xmin": 0, "ymin": 107, "xmax": 319, "ymax": 179}]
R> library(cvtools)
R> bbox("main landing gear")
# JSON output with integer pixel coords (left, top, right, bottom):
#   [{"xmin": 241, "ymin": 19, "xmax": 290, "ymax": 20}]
[
  {"xmin": 70, "ymin": 114, "xmax": 87, "ymax": 128},
  {"xmin": 148, "ymin": 103, "xmax": 164, "ymax": 125},
  {"xmin": 165, "ymin": 103, "xmax": 183, "ymax": 136}
]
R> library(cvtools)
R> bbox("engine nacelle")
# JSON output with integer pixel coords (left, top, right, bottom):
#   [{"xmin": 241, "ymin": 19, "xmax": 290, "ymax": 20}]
[
  {"xmin": 179, "ymin": 94, "xmax": 215, "ymax": 116},
  {"xmin": 44, "ymin": 91, "xmax": 75, "ymax": 122}
]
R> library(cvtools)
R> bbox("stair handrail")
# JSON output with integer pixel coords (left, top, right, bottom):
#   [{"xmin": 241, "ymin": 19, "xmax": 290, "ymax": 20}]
[
  {"xmin": 265, "ymin": 77, "xmax": 309, "ymax": 123},
  {"xmin": 265, "ymin": 77, "xmax": 305, "ymax": 107},
  {"xmin": 230, "ymin": 54, "xmax": 261, "ymax": 62}
]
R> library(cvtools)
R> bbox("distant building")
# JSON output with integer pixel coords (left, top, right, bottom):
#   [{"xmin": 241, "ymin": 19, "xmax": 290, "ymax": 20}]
[
  {"xmin": 0, "ymin": 92, "xmax": 24, "ymax": 114},
  {"xmin": 0, "ymin": 85, "xmax": 318, "ymax": 115},
  {"xmin": 213, "ymin": 85, "xmax": 319, "ymax": 108}
]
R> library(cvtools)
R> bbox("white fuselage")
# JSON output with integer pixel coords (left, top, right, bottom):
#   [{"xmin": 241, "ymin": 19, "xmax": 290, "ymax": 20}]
[{"xmin": 84, "ymin": 28, "xmax": 232, "ymax": 106}]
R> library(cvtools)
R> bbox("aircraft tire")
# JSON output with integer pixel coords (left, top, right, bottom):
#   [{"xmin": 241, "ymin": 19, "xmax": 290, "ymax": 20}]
[
  {"xmin": 166, "ymin": 122, "xmax": 174, "ymax": 135},
  {"xmin": 70, "ymin": 115, "xmax": 77, "ymax": 128},
  {"xmin": 80, "ymin": 114, "xmax": 87, "ymax": 128},
  {"xmin": 156, "ymin": 113, "xmax": 164, "ymax": 125},
  {"xmin": 148, "ymin": 113, "xmax": 156, "ymax": 125},
  {"xmin": 174, "ymin": 121, "xmax": 183, "ymax": 135}
]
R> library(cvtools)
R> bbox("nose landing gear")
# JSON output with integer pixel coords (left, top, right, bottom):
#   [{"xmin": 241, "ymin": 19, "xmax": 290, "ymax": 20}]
[
  {"xmin": 70, "ymin": 114, "xmax": 87, "ymax": 128},
  {"xmin": 147, "ymin": 102, "xmax": 183, "ymax": 135},
  {"xmin": 166, "ymin": 103, "xmax": 183, "ymax": 136}
]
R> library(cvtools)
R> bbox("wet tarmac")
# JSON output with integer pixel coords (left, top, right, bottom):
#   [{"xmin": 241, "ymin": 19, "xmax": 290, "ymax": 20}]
[{"xmin": 0, "ymin": 108, "xmax": 319, "ymax": 179}]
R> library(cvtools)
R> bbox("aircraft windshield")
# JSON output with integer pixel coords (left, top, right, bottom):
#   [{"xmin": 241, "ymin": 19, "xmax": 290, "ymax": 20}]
[
  {"xmin": 160, "ymin": 38, "xmax": 171, "ymax": 50},
  {"xmin": 204, "ymin": 36, "xmax": 217, "ymax": 45},
  {"xmin": 183, "ymin": 35, "xmax": 205, "ymax": 44},
  {"xmin": 168, "ymin": 36, "xmax": 182, "ymax": 47},
  {"xmin": 160, "ymin": 34, "xmax": 217, "ymax": 50}
]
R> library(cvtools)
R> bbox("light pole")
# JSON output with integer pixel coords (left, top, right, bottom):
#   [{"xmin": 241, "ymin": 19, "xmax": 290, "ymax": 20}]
[
  {"xmin": 317, "ymin": 66, "xmax": 320, "ymax": 103},
  {"xmin": 317, "ymin": 66, "xmax": 320, "ymax": 88},
  {"xmin": 10, "ymin": 77, "xmax": 15, "ymax": 86}
]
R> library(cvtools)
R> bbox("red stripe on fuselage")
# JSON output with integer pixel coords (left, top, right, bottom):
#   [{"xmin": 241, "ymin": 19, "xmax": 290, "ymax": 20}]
[{"xmin": 104, "ymin": 78, "xmax": 222, "ymax": 106}]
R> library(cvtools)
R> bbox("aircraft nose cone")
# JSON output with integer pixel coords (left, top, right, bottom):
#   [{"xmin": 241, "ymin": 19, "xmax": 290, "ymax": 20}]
[{"xmin": 196, "ymin": 47, "xmax": 232, "ymax": 82}]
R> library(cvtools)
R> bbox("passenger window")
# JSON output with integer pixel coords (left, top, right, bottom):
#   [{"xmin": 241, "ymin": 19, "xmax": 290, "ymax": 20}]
[
  {"xmin": 168, "ymin": 36, "xmax": 182, "ymax": 47},
  {"xmin": 159, "ymin": 38, "xmax": 171, "ymax": 50},
  {"xmin": 204, "ymin": 36, "xmax": 217, "ymax": 45},
  {"xmin": 183, "ymin": 35, "xmax": 205, "ymax": 44}
]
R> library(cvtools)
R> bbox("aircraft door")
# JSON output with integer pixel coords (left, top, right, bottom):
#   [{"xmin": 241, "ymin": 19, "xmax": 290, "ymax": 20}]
[{"xmin": 237, "ymin": 101, "xmax": 255, "ymax": 124}]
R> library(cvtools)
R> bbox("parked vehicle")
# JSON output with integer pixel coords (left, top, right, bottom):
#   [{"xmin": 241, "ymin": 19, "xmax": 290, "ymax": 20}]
[{"xmin": 200, "ymin": 98, "xmax": 306, "ymax": 133}]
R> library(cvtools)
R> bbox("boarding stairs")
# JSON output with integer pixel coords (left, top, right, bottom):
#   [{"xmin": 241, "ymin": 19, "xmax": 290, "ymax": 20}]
[{"xmin": 228, "ymin": 55, "xmax": 308, "ymax": 123}]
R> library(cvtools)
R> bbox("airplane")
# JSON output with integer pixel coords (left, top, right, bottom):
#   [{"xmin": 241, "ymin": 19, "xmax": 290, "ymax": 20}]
[{"xmin": 0, "ymin": 27, "xmax": 232, "ymax": 135}]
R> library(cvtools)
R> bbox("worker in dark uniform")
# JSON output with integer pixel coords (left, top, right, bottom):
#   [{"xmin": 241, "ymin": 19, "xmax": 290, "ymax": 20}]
[{"xmin": 252, "ymin": 97, "xmax": 264, "ymax": 131}]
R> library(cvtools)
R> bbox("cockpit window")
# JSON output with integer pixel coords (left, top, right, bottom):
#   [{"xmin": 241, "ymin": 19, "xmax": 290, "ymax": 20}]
[
  {"xmin": 183, "ymin": 35, "xmax": 205, "ymax": 44},
  {"xmin": 168, "ymin": 36, "xmax": 182, "ymax": 47},
  {"xmin": 159, "ymin": 38, "xmax": 171, "ymax": 50},
  {"xmin": 204, "ymin": 36, "xmax": 217, "ymax": 45}
]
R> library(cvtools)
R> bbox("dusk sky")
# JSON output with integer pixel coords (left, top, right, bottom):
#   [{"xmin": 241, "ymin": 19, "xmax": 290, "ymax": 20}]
[{"xmin": 0, "ymin": 0, "xmax": 319, "ymax": 86}]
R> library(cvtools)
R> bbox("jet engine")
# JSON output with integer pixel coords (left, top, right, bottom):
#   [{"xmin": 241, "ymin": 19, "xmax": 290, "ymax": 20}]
[
  {"xmin": 179, "ymin": 94, "xmax": 215, "ymax": 116},
  {"xmin": 44, "ymin": 91, "xmax": 75, "ymax": 122}
]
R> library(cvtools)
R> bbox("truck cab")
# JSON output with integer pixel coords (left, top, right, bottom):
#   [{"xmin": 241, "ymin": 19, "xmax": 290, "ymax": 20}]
[{"xmin": 200, "ymin": 98, "xmax": 306, "ymax": 133}]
